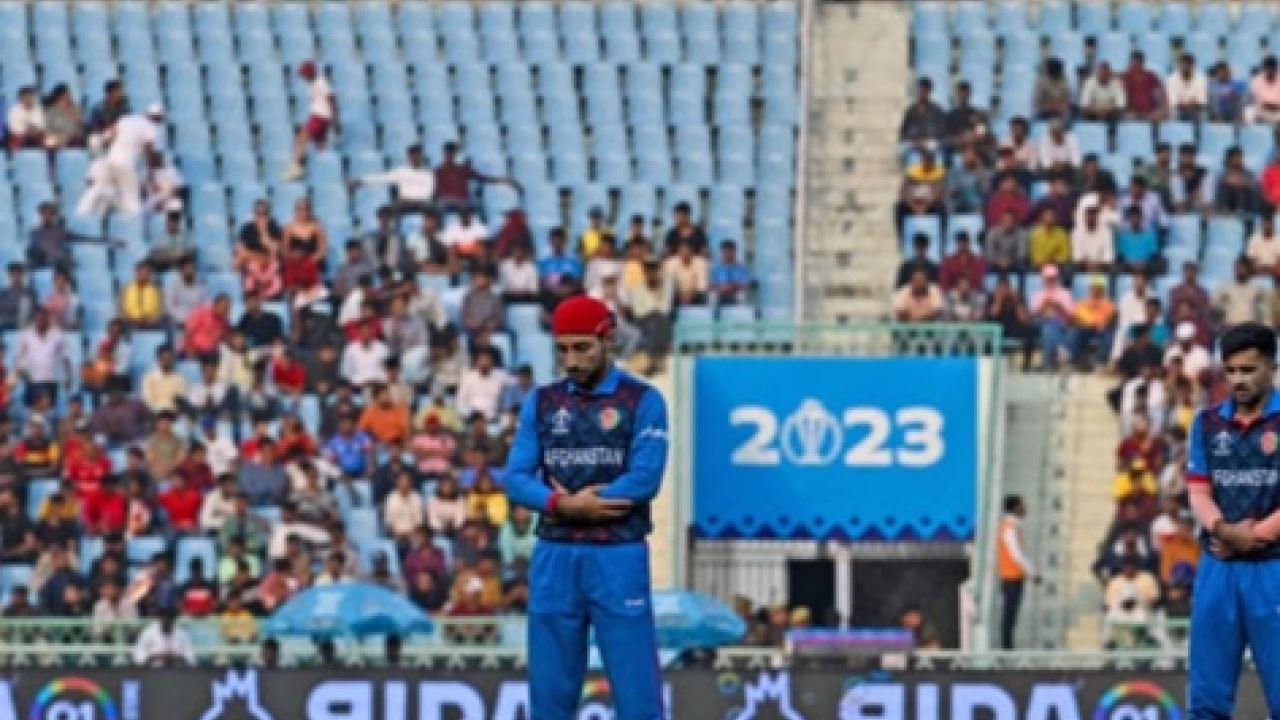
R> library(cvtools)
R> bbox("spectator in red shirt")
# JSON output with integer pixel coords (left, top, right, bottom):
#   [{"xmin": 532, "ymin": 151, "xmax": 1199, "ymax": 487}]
[
  {"xmin": 64, "ymin": 436, "xmax": 112, "ymax": 499},
  {"xmin": 985, "ymin": 174, "xmax": 1030, "ymax": 227},
  {"xmin": 269, "ymin": 341, "xmax": 307, "ymax": 397},
  {"xmin": 181, "ymin": 295, "xmax": 232, "ymax": 360},
  {"xmin": 178, "ymin": 558, "xmax": 218, "ymax": 617},
  {"xmin": 432, "ymin": 142, "xmax": 519, "ymax": 213},
  {"xmin": 1121, "ymin": 51, "xmax": 1167, "ymax": 122},
  {"xmin": 158, "ymin": 474, "xmax": 203, "ymax": 533},
  {"xmin": 939, "ymin": 232, "xmax": 986, "ymax": 292},
  {"xmin": 239, "ymin": 419, "xmax": 274, "ymax": 464},
  {"xmin": 276, "ymin": 416, "xmax": 318, "ymax": 465},
  {"xmin": 83, "ymin": 475, "xmax": 127, "ymax": 535},
  {"xmin": 1116, "ymin": 414, "xmax": 1166, "ymax": 472},
  {"xmin": 173, "ymin": 445, "xmax": 215, "ymax": 493}
]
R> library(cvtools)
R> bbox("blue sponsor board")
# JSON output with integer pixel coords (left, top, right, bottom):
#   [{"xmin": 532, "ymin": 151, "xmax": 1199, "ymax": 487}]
[{"xmin": 693, "ymin": 357, "xmax": 980, "ymax": 541}]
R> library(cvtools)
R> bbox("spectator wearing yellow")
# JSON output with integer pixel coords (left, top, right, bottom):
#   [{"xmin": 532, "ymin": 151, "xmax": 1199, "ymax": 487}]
[
  {"xmin": 467, "ymin": 471, "xmax": 509, "ymax": 527},
  {"xmin": 118, "ymin": 261, "xmax": 164, "ymax": 329},
  {"xmin": 1112, "ymin": 458, "xmax": 1158, "ymax": 502},
  {"xmin": 578, "ymin": 207, "xmax": 615, "ymax": 259},
  {"xmin": 1027, "ymin": 207, "xmax": 1071, "ymax": 268},
  {"xmin": 1071, "ymin": 277, "xmax": 1117, "ymax": 368}
]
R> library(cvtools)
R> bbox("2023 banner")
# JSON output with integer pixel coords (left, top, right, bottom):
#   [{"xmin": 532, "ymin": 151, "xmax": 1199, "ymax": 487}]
[
  {"xmin": 0, "ymin": 668, "xmax": 1260, "ymax": 720},
  {"xmin": 692, "ymin": 357, "xmax": 983, "ymax": 542}
]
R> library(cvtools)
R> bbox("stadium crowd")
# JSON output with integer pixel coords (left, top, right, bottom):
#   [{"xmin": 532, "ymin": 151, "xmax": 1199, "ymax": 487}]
[
  {"xmin": 891, "ymin": 41, "xmax": 1280, "ymax": 648},
  {"xmin": 0, "ymin": 64, "xmax": 763, "ymax": 654}
]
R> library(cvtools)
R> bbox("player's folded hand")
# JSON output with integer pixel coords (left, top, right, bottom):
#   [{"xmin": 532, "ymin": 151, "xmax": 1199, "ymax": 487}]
[
  {"xmin": 551, "ymin": 479, "xmax": 633, "ymax": 521},
  {"xmin": 1214, "ymin": 520, "xmax": 1264, "ymax": 557}
]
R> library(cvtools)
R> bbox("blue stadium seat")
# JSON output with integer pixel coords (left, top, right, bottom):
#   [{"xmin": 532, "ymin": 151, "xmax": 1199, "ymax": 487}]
[
  {"xmin": 1241, "ymin": 125, "xmax": 1275, "ymax": 161},
  {"xmin": 1237, "ymin": 3, "xmax": 1275, "ymax": 35},
  {"xmin": 1115, "ymin": 2, "xmax": 1151, "ymax": 35},
  {"xmin": 604, "ymin": 30, "xmax": 641, "ymax": 64},
  {"xmin": 127, "ymin": 535, "xmax": 167, "ymax": 565},
  {"xmin": 1074, "ymin": 1, "xmax": 1111, "ymax": 35},
  {"xmin": 1116, "ymin": 122, "xmax": 1154, "ymax": 161},
  {"xmin": 949, "ymin": 1, "xmax": 988, "ymax": 36},
  {"xmin": 175, "ymin": 536, "xmax": 218, "ymax": 584},
  {"xmin": 1, "ymin": 564, "xmax": 33, "ymax": 605},
  {"xmin": 1194, "ymin": 2, "xmax": 1231, "ymax": 37},
  {"xmin": 1208, "ymin": 217, "xmax": 1245, "ymax": 254},
  {"xmin": 1157, "ymin": 2, "xmax": 1191, "ymax": 38},
  {"xmin": 1199, "ymin": 124, "xmax": 1236, "ymax": 166}
]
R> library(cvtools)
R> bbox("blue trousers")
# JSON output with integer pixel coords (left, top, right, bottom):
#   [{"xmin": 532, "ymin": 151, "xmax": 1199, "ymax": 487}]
[
  {"xmin": 1189, "ymin": 553, "xmax": 1280, "ymax": 719},
  {"xmin": 528, "ymin": 540, "xmax": 663, "ymax": 720}
]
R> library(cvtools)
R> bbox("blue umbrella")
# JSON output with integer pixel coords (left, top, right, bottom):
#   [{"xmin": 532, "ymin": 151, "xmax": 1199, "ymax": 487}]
[
  {"xmin": 264, "ymin": 582, "xmax": 434, "ymax": 638},
  {"xmin": 650, "ymin": 590, "xmax": 746, "ymax": 651}
]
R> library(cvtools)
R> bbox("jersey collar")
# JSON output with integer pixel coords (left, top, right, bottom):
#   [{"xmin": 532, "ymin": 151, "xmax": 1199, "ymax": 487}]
[
  {"xmin": 1218, "ymin": 391, "xmax": 1280, "ymax": 426},
  {"xmin": 566, "ymin": 365, "xmax": 621, "ymax": 396}
]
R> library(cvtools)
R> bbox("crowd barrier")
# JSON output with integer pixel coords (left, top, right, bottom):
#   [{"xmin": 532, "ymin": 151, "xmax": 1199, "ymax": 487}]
[{"xmin": 0, "ymin": 666, "xmax": 1257, "ymax": 720}]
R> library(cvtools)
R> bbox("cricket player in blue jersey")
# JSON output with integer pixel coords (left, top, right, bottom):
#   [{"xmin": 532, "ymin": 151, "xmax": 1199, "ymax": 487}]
[
  {"xmin": 1188, "ymin": 322, "xmax": 1280, "ymax": 719},
  {"xmin": 505, "ymin": 295, "xmax": 669, "ymax": 720}
]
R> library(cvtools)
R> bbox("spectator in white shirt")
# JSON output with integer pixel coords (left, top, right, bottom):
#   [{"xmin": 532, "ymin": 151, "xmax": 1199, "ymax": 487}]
[
  {"xmin": 456, "ymin": 348, "xmax": 510, "ymax": 422},
  {"xmin": 498, "ymin": 243, "xmax": 539, "ymax": 302},
  {"xmin": 1250, "ymin": 215, "xmax": 1280, "ymax": 276},
  {"xmin": 144, "ymin": 155, "xmax": 186, "ymax": 214},
  {"xmin": 1080, "ymin": 62, "xmax": 1127, "ymax": 123},
  {"xmin": 1102, "ymin": 558, "xmax": 1160, "ymax": 646},
  {"xmin": 341, "ymin": 324, "xmax": 390, "ymax": 388},
  {"xmin": 350, "ymin": 143, "xmax": 436, "ymax": 222},
  {"xmin": 1072, "ymin": 205, "xmax": 1115, "ymax": 272},
  {"xmin": 13, "ymin": 310, "xmax": 70, "ymax": 406},
  {"xmin": 1037, "ymin": 119, "xmax": 1081, "ymax": 176},
  {"xmin": 132, "ymin": 610, "xmax": 195, "ymax": 667},
  {"xmin": 1111, "ymin": 271, "xmax": 1153, "ymax": 362},
  {"xmin": 6, "ymin": 86, "xmax": 45, "ymax": 150},
  {"xmin": 91, "ymin": 580, "xmax": 138, "ymax": 635},
  {"xmin": 662, "ymin": 241, "xmax": 709, "ymax": 306},
  {"xmin": 283, "ymin": 60, "xmax": 339, "ymax": 181},
  {"xmin": 584, "ymin": 239, "xmax": 624, "ymax": 297},
  {"xmin": 200, "ymin": 421, "xmax": 240, "ymax": 478},
  {"xmin": 164, "ymin": 259, "xmax": 206, "ymax": 328},
  {"xmin": 104, "ymin": 107, "xmax": 166, "ymax": 217},
  {"xmin": 1166, "ymin": 53, "xmax": 1208, "ymax": 123},
  {"xmin": 198, "ymin": 474, "xmax": 239, "ymax": 532},
  {"xmin": 1247, "ymin": 56, "xmax": 1280, "ymax": 125},
  {"xmin": 383, "ymin": 473, "xmax": 426, "ymax": 543},
  {"xmin": 441, "ymin": 207, "xmax": 489, "ymax": 263},
  {"xmin": 1164, "ymin": 321, "xmax": 1213, "ymax": 385}
]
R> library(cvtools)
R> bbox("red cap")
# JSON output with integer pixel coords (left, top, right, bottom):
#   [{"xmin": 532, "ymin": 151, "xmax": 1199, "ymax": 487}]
[
  {"xmin": 551, "ymin": 296, "xmax": 612, "ymax": 336},
  {"xmin": 298, "ymin": 60, "xmax": 317, "ymax": 78}
]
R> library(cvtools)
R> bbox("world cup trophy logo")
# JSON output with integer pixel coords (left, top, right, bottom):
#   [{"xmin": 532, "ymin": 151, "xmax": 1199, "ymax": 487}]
[{"xmin": 781, "ymin": 399, "xmax": 842, "ymax": 466}]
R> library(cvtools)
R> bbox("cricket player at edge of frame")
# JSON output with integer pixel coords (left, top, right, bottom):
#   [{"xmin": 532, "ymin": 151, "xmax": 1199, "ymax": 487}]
[
  {"xmin": 504, "ymin": 295, "xmax": 669, "ymax": 720},
  {"xmin": 1187, "ymin": 322, "xmax": 1280, "ymax": 719}
]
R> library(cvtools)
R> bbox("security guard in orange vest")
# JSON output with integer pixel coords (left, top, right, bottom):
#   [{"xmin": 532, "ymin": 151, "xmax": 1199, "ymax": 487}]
[{"xmin": 997, "ymin": 494, "xmax": 1039, "ymax": 649}]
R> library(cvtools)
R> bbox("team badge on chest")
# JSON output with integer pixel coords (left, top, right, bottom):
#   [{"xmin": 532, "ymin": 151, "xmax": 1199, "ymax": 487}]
[
  {"xmin": 1263, "ymin": 430, "xmax": 1278, "ymax": 455},
  {"xmin": 599, "ymin": 406, "xmax": 621, "ymax": 431}
]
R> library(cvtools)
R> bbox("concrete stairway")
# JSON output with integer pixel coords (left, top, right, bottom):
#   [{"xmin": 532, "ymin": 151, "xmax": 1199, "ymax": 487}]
[
  {"xmin": 801, "ymin": 1, "xmax": 907, "ymax": 321},
  {"xmin": 994, "ymin": 375, "xmax": 1071, "ymax": 649},
  {"xmin": 1060, "ymin": 373, "xmax": 1121, "ymax": 649}
]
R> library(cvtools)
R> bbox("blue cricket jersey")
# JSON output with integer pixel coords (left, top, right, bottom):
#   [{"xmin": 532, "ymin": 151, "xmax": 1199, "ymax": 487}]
[
  {"xmin": 504, "ymin": 366, "xmax": 669, "ymax": 544},
  {"xmin": 1187, "ymin": 393, "xmax": 1280, "ymax": 559}
]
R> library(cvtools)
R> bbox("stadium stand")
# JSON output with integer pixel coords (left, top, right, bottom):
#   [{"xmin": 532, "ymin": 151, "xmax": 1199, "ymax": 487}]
[
  {"xmin": 900, "ymin": 0, "xmax": 1280, "ymax": 651},
  {"xmin": 0, "ymin": 0, "xmax": 799, "ymax": 662}
]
